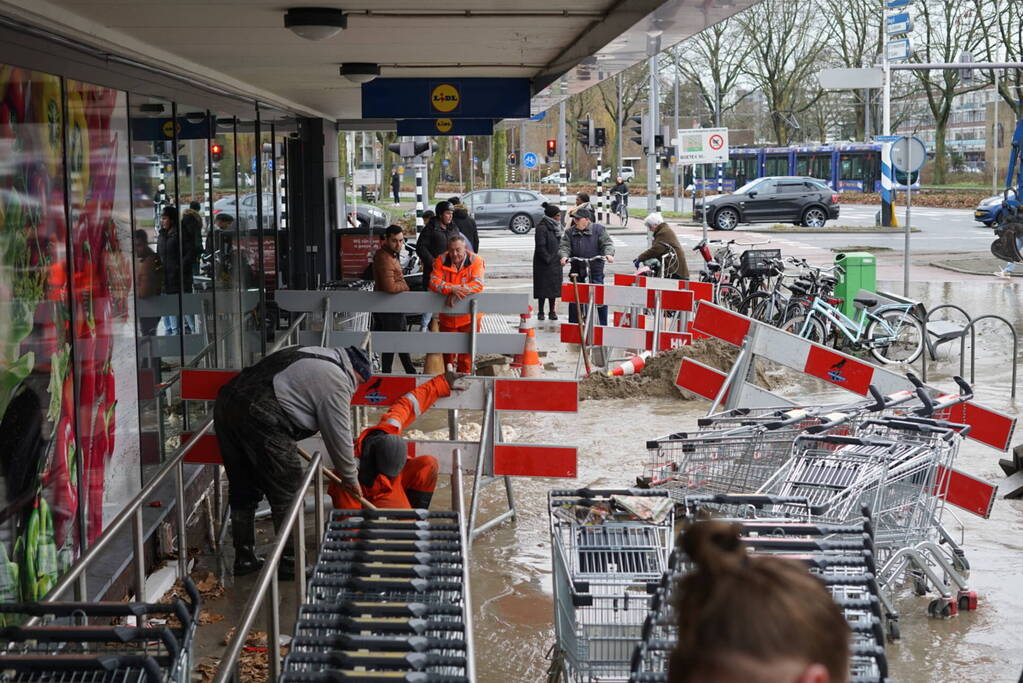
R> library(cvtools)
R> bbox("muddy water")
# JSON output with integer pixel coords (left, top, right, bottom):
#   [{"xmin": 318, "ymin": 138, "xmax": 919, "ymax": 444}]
[{"xmin": 463, "ymin": 279, "xmax": 1023, "ymax": 682}]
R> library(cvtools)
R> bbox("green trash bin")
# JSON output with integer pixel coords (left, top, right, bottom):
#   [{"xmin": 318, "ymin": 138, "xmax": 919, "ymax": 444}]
[{"xmin": 834, "ymin": 252, "xmax": 877, "ymax": 319}]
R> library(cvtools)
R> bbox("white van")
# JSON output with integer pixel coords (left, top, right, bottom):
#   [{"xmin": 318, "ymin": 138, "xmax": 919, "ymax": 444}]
[{"xmin": 592, "ymin": 166, "xmax": 636, "ymax": 182}]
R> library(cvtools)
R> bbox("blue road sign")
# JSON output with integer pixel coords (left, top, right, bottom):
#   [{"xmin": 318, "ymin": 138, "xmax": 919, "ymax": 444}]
[
  {"xmin": 251, "ymin": 157, "xmax": 258, "ymax": 173},
  {"xmin": 886, "ymin": 12, "xmax": 912, "ymax": 35},
  {"xmin": 266, "ymin": 158, "xmax": 274, "ymax": 171},
  {"xmin": 529, "ymin": 112, "xmax": 546, "ymax": 122},
  {"xmin": 442, "ymin": 159, "xmax": 450, "ymax": 166},
  {"xmin": 886, "ymin": 38, "xmax": 911, "ymax": 61},
  {"xmin": 362, "ymin": 78, "xmax": 530, "ymax": 119},
  {"xmin": 523, "ymin": 152, "xmax": 538, "ymax": 169},
  {"xmin": 886, "ymin": 0, "xmax": 910, "ymax": 6},
  {"xmin": 472, "ymin": 157, "xmax": 479, "ymax": 163}
]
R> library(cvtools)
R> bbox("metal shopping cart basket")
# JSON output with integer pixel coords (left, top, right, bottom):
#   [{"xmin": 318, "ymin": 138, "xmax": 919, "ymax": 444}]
[
  {"xmin": 0, "ymin": 577, "xmax": 201, "ymax": 683},
  {"xmin": 548, "ymin": 489, "xmax": 674, "ymax": 682}
]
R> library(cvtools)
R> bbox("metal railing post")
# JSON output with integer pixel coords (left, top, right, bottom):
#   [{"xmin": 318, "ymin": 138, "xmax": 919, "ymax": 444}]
[
  {"xmin": 469, "ymin": 299, "xmax": 479, "ymax": 375},
  {"xmin": 132, "ymin": 508, "xmax": 146, "ymax": 602},
  {"xmin": 267, "ymin": 574, "xmax": 282, "ymax": 682},
  {"xmin": 295, "ymin": 492, "xmax": 307, "ymax": 605},
  {"xmin": 175, "ymin": 460, "xmax": 188, "ymax": 579},
  {"xmin": 314, "ymin": 465, "xmax": 325, "ymax": 547}
]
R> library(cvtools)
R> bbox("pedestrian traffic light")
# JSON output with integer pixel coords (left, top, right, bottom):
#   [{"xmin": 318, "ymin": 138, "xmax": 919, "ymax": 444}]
[
  {"xmin": 546, "ymin": 138, "xmax": 557, "ymax": 160},
  {"xmin": 507, "ymin": 152, "xmax": 517, "ymax": 166},
  {"xmin": 575, "ymin": 117, "xmax": 594, "ymax": 148},
  {"xmin": 593, "ymin": 127, "xmax": 607, "ymax": 148},
  {"xmin": 653, "ymin": 134, "xmax": 664, "ymax": 150},
  {"xmin": 661, "ymin": 147, "xmax": 675, "ymax": 168},
  {"xmin": 628, "ymin": 114, "xmax": 647, "ymax": 147},
  {"xmin": 210, "ymin": 143, "xmax": 223, "ymax": 163}
]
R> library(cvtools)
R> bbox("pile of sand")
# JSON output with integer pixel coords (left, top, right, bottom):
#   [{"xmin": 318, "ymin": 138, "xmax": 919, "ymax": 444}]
[{"xmin": 579, "ymin": 338, "xmax": 778, "ymax": 401}]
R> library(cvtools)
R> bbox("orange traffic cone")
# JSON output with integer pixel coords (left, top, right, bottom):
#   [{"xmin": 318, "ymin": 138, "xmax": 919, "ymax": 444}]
[
  {"xmin": 424, "ymin": 317, "xmax": 445, "ymax": 375},
  {"xmin": 511, "ymin": 306, "xmax": 544, "ymax": 377},
  {"xmin": 608, "ymin": 351, "xmax": 652, "ymax": 377}
]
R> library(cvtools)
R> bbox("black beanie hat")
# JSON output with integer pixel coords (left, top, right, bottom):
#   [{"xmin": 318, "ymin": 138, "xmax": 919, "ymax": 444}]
[
  {"xmin": 358, "ymin": 430, "xmax": 408, "ymax": 485},
  {"xmin": 542, "ymin": 202, "xmax": 560, "ymax": 218},
  {"xmin": 345, "ymin": 346, "xmax": 371, "ymax": 382},
  {"xmin": 435, "ymin": 200, "xmax": 453, "ymax": 215}
]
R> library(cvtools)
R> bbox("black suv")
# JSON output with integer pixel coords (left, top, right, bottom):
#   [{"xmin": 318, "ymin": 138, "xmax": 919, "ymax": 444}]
[{"xmin": 694, "ymin": 176, "xmax": 840, "ymax": 230}]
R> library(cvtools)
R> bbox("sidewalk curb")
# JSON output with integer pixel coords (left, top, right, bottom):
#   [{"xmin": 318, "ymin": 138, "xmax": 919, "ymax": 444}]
[{"xmin": 929, "ymin": 260, "xmax": 1021, "ymax": 278}]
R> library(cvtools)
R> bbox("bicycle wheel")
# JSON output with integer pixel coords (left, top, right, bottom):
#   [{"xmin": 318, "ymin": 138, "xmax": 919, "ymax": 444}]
[
  {"xmin": 781, "ymin": 297, "xmax": 812, "ymax": 326},
  {"xmin": 716, "ymin": 283, "xmax": 743, "ymax": 310},
  {"xmin": 740, "ymin": 291, "xmax": 771, "ymax": 320},
  {"xmin": 781, "ymin": 315, "xmax": 828, "ymax": 345},
  {"xmin": 866, "ymin": 310, "xmax": 924, "ymax": 364}
]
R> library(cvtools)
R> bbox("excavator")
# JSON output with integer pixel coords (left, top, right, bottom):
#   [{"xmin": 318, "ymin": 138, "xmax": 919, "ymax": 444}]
[{"xmin": 991, "ymin": 116, "xmax": 1023, "ymax": 262}]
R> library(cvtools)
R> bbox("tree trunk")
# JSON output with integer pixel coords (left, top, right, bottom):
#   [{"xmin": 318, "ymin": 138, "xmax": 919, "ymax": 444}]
[
  {"xmin": 428, "ymin": 137, "xmax": 446, "ymax": 198},
  {"xmin": 492, "ymin": 131, "xmax": 507, "ymax": 188},
  {"xmin": 933, "ymin": 121, "xmax": 948, "ymax": 185}
]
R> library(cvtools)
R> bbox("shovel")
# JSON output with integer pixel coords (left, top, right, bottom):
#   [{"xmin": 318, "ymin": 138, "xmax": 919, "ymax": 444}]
[{"xmin": 297, "ymin": 446, "xmax": 378, "ymax": 511}]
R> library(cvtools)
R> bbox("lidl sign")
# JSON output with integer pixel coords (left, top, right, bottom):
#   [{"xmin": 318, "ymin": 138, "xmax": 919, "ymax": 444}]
[{"xmin": 362, "ymin": 78, "xmax": 530, "ymax": 119}]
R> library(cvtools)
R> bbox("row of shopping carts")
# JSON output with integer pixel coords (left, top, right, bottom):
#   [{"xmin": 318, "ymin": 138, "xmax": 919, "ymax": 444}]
[
  {"xmin": 0, "ymin": 577, "xmax": 201, "ymax": 682},
  {"xmin": 280, "ymin": 508, "xmax": 472, "ymax": 683},
  {"xmin": 630, "ymin": 494, "xmax": 889, "ymax": 683},
  {"xmin": 640, "ymin": 375, "xmax": 978, "ymax": 620}
]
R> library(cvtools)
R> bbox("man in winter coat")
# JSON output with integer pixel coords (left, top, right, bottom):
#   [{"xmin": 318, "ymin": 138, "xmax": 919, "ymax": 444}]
[
  {"xmin": 390, "ymin": 169, "xmax": 401, "ymax": 205},
  {"xmin": 214, "ymin": 345, "xmax": 371, "ymax": 578},
  {"xmin": 156, "ymin": 206, "xmax": 197, "ymax": 335},
  {"xmin": 567, "ymin": 192, "xmax": 592, "ymax": 220},
  {"xmin": 448, "ymin": 196, "xmax": 479, "ymax": 252},
  {"xmin": 532, "ymin": 203, "xmax": 563, "ymax": 320},
  {"xmin": 429, "ymin": 234, "xmax": 485, "ymax": 372},
  {"xmin": 372, "ymin": 225, "xmax": 416, "ymax": 373},
  {"xmin": 417, "ymin": 201, "xmax": 462, "ymax": 328},
  {"xmin": 635, "ymin": 213, "xmax": 690, "ymax": 279},
  {"xmin": 559, "ymin": 208, "xmax": 614, "ymax": 325},
  {"xmin": 329, "ymin": 370, "xmax": 464, "ymax": 510}
]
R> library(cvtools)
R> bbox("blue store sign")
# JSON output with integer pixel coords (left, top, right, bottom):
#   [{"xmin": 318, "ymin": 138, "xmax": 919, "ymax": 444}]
[
  {"xmin": 396, "ymin": 118, "xmax": 495, "ymax": 136},
  {"xmin": 362, "ymin": 78, "xmax": 530, "ymax": 119}
]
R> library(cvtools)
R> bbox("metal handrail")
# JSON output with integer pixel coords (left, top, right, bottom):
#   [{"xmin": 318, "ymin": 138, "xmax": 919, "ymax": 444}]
[
  {"xmin": 26, "ymin": 310, "xmax": 309, "ymax": 623},
  {"xmin": 213, "ymin": 452, "xmax": 324, "ymax": 683}
]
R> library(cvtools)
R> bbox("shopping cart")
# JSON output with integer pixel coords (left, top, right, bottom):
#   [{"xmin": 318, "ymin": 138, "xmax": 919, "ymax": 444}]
[
  {"xmin": 0, "ymin": 577, "xmax": 200, "ymax": 683},
  {"xmin": 629, "ymin": 498, "xmax": 889, "ymax": 683},
  {"xmin": 281, "ymin": 509, "xmax": 471, "ymax": 682},
  {"xmin": 549, "ymin": 489, "xmax": 675, "ymax": 682}
]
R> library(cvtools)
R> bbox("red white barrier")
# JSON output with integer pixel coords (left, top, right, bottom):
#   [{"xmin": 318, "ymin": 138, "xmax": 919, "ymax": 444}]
[
  {"xmin": 560, "ymin": 323, "xmax": 692, "ymax": 352},
  {"xmin": 560, "ymin": 282, "xmax": 694, "ymax": 311}
]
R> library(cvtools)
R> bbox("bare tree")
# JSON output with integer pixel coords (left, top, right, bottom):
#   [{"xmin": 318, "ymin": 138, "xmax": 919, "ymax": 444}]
[
  {"xmin": 909, "ymin": 0, "xmax": 986, "ymax": 183},
  {"xmin": 972, "ymin": 0, "xmax": 1023, "ymax": 118},
  {"xmin": 735, "ymin": 0, "xmax": 829, "ymax": 144},
  {"xmin": 661, "ymin": 22, "xmax": 755, "ymax": 127},
  {"xmin": 595, "ymin": 64, "xmax": 648, "ymax": 170}
]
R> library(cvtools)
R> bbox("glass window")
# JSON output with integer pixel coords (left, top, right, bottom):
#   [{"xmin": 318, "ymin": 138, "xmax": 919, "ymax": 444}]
[
  {"xmin": 67, "ymin": 79, "xmax": 139, "ymax": 544},
  {"xmin": 514, "ymin": 191, "xmax": 535, "ymax": 203},
  {"xmin": 765, "ymin": 156, "xmax": 788, "ymax": 176},
  {"xmin": 753, "ymin": 180, "xmax": 777, "ymax": 194},
  {"xmin": 777, "ymin": 182, "xmax": 805, "ymax": 193},
  {"xmin": 487, "ymin": 190, "xmax": 514, "ymax": 204}
]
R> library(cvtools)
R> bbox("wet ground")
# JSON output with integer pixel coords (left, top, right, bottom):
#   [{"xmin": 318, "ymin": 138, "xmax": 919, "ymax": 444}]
[{"xmin": 463, "ymin": 277, "xmax": 1023, "ymax": 682}]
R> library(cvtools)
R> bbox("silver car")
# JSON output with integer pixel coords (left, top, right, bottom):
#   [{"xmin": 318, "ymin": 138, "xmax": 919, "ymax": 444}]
[{"xmin": 460, "ymin": 188, "xmax": 550, "ymax": 234}]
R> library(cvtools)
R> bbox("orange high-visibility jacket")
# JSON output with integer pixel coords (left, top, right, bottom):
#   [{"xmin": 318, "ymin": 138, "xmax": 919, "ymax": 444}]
[
  {"xmin": 429, "ymin": 251, "xmax": 485, "ymax": 327},
  {"xmin": 354, "ymin": 374, "xmax": 451, "ymax": 456}
]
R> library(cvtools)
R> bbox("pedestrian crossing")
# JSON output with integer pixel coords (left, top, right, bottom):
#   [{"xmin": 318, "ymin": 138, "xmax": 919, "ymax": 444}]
[{"xmin": 478, "ymin": 234, "xmax": 628, "ymax": 251}]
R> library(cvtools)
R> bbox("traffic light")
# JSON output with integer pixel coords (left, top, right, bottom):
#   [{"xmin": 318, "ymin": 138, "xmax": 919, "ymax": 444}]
[
  {"xmin": 575, "ymin": 117, "xmax": 594, "ymax": 147},
  {"xmin": 546, "ymin": 138, "xmax": 557, "ymax": 160},
  {"xmin": 628, "ymin": 114, "xmax": 647, "ymax": 147},
  {"xmin": 593, "ymin": 127, "xmax": 607, "ymax": 148},
  {"xmin": 210, "ymin": 143, "xmax": 223, "ymax": 163},
  {"xmin": 388, "ymin": 137, "xmax": 434, "ymax": 158},
  {"xmin": 661, "ymin": 147, "xmax": 675, "ymax": 168},
  {"xmin": 653, "ymin": 134, "xmax": 664, "ymax": 150},
  {"xmin": 507, "ymin": 152, "xmax": 517, "ymax": 166}
]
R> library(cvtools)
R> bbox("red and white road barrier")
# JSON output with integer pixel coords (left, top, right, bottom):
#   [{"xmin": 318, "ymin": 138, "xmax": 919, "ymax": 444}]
[
  {"xmin": 560, "ymin": 282, "xmax": 694, "ymax": 311},
  {"xmin": 561, "ymin": 323, "xmax": 692, "ymax": 352}
]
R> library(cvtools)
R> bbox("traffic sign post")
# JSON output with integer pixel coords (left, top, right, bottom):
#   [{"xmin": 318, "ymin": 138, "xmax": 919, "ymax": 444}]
[
  {"xmin": 677, "ymin": 127, "xmax": 729, "ymax": 241},
  {"xmin": 891, "ymin": 135, "xmax": 927, "ymax": 295},
  {"xmin": 523, "ymin": 152, "xmax": 538, "ymax": 169}
]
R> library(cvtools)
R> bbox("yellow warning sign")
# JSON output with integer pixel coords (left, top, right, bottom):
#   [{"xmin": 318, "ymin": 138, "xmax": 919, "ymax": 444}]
[
  {"xmin": 161, "ymin": 119, "xmax": 181, "ymax": 138},
  {"xmin": 435, "ymin": 118, "xmax": 453, "ymax": 133},
  {"xmin": 431, "ymin": 83, "xmax": 460, "ymax": 113}
]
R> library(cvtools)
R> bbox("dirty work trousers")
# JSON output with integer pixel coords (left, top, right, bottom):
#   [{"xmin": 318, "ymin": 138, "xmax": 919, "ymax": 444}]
[
  {"xmin": 373, "ymin": 312, "xmax": 416, "ymax": 373},
  {"xmin": 329, "ymin": 455, "xmax": 439, "ymax": 509},
  {"xmin": 438, "ymin": 316, "xmax": 481, "ymax": 373}
]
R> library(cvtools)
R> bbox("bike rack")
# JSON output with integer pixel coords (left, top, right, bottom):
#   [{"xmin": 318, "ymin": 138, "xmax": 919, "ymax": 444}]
[
  {"xmin": 919, "ymin": 308, "xmax": 1019, "ymax": 399},
  {"xmin": 965, "ymin": 315, "xmax": 1018, "ymax": 399},
  {"xmin": 918, "ymin": 304, "xmax": 971, "ymax": 384}
]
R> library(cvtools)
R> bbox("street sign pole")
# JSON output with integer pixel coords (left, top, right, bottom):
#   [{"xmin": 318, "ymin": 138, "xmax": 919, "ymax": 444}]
[
  {"xmin": 891, "ymin": 135, "xmax": 926, "ymax": 295},
  {"xmin": 905, "ymin": 176, "xmax": 912, "ymax": 295},
  {"xmin": 701, "ymin": 164, "xmax": 708, "ymax": 242}
]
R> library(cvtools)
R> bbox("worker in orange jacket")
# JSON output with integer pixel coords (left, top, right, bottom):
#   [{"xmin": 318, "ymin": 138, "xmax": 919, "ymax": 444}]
[
  {"xmin": 329, "ymin": 371, "xmax": 463, "ymax": 509},
  {"xmin": 429, "ymin": 234, "xmax": 485, "ymax": 373}
]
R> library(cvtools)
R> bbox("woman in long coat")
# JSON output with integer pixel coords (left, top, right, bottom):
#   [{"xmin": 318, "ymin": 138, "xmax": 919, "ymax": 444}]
[{"xmin": 532, "ymin": 203, "xmax": 563, "ymax": 320}]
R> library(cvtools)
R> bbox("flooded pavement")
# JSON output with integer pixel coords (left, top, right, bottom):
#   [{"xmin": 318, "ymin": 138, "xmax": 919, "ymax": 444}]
[{"xmin": 464, "ymin": 278, "xmax": 1023, "ymax": 682}]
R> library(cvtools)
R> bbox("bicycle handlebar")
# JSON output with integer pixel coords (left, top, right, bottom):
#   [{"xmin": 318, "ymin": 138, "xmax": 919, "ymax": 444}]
[{"xmin": 568, "ymin": 255, "xmax": 606, "ymax": 261}]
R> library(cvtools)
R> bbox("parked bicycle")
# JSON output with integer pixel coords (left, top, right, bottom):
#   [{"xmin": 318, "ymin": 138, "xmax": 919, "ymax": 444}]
[{"xmin": 782, "ymin": 293, "xmax": 925, "ymax": 364}]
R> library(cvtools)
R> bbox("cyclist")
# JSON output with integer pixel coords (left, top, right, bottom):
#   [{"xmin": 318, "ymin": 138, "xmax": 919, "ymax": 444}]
[
  {"xmin": 634, "ymin": 213, "xmax": 689, "ymax": 279},
  {"xmin": 559, "ymin": 207, "xmax": 614, "ymax": 325},
  {"xmin": 610, "ymin": 176, "xmax": 629, "ymax": 214}
]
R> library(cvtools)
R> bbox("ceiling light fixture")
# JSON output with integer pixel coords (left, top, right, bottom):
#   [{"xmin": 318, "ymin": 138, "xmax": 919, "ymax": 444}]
[
  {"xmin": 339, "ymin": 63, "xmax": 380, "ymax": 84},
  {"xmin": 284, "ymin": 7, "xmax": 347, "ymax": 41}
]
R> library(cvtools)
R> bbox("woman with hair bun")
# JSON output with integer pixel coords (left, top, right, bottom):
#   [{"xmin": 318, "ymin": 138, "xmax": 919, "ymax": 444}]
[
  {"xmin": 670, "ymin": 520, "xmax": 851, "ymax": 683},
  {"xmin": 532, "ymin": 202, "xmax": 564, "ymax": 320}
]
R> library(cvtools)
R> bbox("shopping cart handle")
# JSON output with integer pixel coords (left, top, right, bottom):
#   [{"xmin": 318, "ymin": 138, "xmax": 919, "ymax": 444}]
[
  {"xmin": 548, "ymin": 487, "xmax": 668, "ymax": 499},
  {"xmin": 952, "ymin": 375, "xmax": 973, "ymax": 399},
  {"xmin": 905, "ymin": 372, "xmax": 925, "ymax": 388},
  {"xmin": 867, "ymin": 385, "xmax": 886, "ymax": 411},
  {"xmin": 912, "ymin": 386, "xmax": 937, "ymax": 416}
]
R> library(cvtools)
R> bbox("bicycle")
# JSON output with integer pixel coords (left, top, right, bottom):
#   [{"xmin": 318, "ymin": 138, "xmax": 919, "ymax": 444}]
[
  {"xmin": 781, "ymin": 293, "xmax": 925, "ymax": 364},
  {"xmin": 611, "ymin": 192, "xmax": 629, "ymax": 226}
]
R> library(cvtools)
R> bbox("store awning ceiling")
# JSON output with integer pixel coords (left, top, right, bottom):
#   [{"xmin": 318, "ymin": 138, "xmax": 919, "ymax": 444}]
[{"xmin": 0, "ymin": 0, "xmax": 760, "ymax": 124}]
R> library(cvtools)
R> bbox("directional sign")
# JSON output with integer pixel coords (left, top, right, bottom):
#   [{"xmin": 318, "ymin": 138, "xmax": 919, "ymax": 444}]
[
  {"xmin": 529, "ymin": 111, "xmax": 546, "ymax": 122},
  {"xmin": 886, "ymin": 0, "xmax": 910, "ymax": 6},
  {"xmin": 886, "ymin": 39, "xmax": 911, "ymax": 62},
  {"xmin": 886, "ymin": 12, "xmax": 912, "ymax": 35},
  {"xmin": 818, "ymin": 68, "xmax": 883, "ymax": 89},
  {"xmin": 362, "ymin": 78, "xmax": 530, "ymax": 119},
  {"xmin": 523, "ymin": 152, "xmax": 538, "ymax": 169},
  {"xmin": 676, "ymin": 127, "xmax": 729, "ymax": 164}
]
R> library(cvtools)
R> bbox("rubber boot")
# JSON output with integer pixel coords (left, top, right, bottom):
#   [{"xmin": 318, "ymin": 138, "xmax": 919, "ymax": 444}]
[
  {"xmin": 271, "ymin": 508, "xmax": 296, "ymax": 581},
  {"xmin": 406, "ymin": 489, "xmax": 434, "ymax": 510},
  {"xmin": 231, "ymin": 506, "xmax": 264, "ymax": 576}
]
